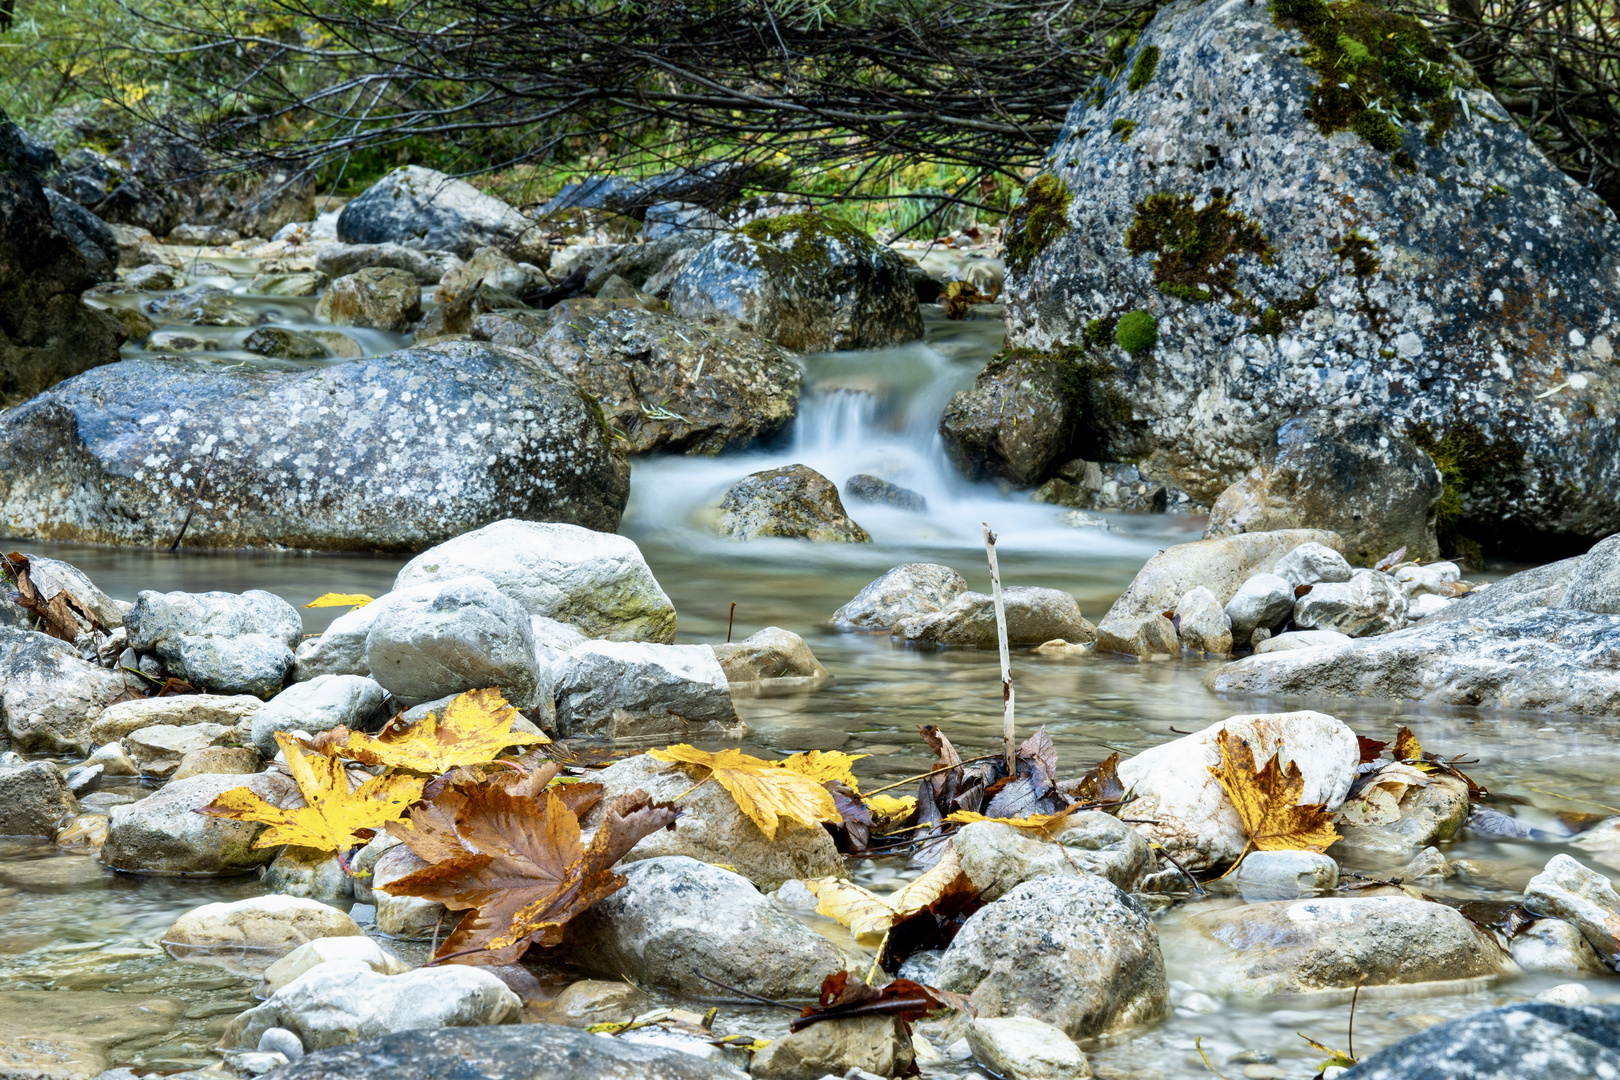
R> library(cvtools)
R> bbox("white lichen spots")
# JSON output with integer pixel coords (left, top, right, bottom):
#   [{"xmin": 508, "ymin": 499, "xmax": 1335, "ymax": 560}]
[
  {"xmin": 1395, "ymin": 332, "xmax": 1424, "ymax": 359},
  {"xmin": 1490, "ymin": 288, "xmax": 1505, "ymax": 305},
  {"xmin": 1570, "ymin": 329, "xmax": 1588, "ymax": 347},
  {"xmin": 1569, "ymin": 373, "xmax": 1590, "ymax": 391}
]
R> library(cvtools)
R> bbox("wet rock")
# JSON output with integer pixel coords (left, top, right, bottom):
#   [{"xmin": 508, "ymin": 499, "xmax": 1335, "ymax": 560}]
[
  {"xmin": 0, "ymin": 342, "xmax": 629, "ymax": 549},
  {"xmin": 1103, "ymin": 530, "xmax": 1344, "ymax": 629},
  {"xmin": 951, "ymin": 814, "xmax": 1155, "ymax": 899},
  {"xmin": 264, "ymin": 937, "xmax": 409, "ymax": 994},
  {"xmin": 89, "ymin": 694, "xmax": 262, "ymax": 745},
  {"xmin": 85, "ymin": 740, "xmax": 139, "ymax": 777},
  {"xmin": 717, "ymin": 465, "xmax": 871, "ymax": 542},
  {"xmin": 257, "ymin": 1024, "xmax": 749, "ymax": 1080},
  {"xmin": 124, "ymin": 722, "xmax": 239, "ymax": 779},
  {"xmin": 123, "ymin": 262, "xmax": 182, "ymax": 290},
  {"xmin": 843, "ymin": 474, "xmax": 926, "ymax": 512},
  {"xmin": 1233, "ymin": 850, "xmax": 1338, "ymax": 901},
  {"xmin": 394, "ymin": 519, "xmax": 675, "ymax": 643},
  {"xmin": 173, "ymin": 744, "xmax": 262, "ymax": 779},
  {"xmin": 711, "ymin": 627, "xmax": 827, "ymax": 687},
  {"xmin": 1223, "ymin": 573, "xmax": 1294, "ymax": 645},
  {"xmin": 585, "ymin": 235, "xmax": 705, "ymax": 294},
  {"xmin": 1524, "ymin": 855, "xmax": 1620, "ymax": 966},
  {"xmin": 580, "ymin": 755, "xmax": 842, "ymax": 889},
  {"xmin": 1275, "ymin": 542, "xmax": 1354, "ymax": 589},
  {"xmin": 552, "ymin": 641, "xmax": 740, "ymax": 739},
  {"xmin": 126, "ymin": 589, "xmax": 301, "ymax": 697},
  {"xmin": 0, "ymin": 989, "xmax": 182, "ymax": 1080},
  {"xmin": 1206, "ymin": 419, "xmax": 1444, "ymax": 566},
  {"xmin": 1174, "ymin": 586, "xmax": 1232, "ymax": 655},
  {"xmin": 1003, "ymin": 0, "xmax": 1620, "ymax": 552},
  {"xmin": 1428, "ymin": 557, "xmax": 1581, "ymax": 625},
  {"xmin": 1560, "ymin": 533, "xmax": 1620, "ymax": 615},
  {"xmin": 169, "ymin": 222, "xmax": 241, "ymax": 246},
  {"xmin": 145, "ymin": 284, "xmax": 258, "ymax": 327},
  {"xmin": 0, "ymin": 628, "xmax": 127, "ymax": 753},
  {"xmin": 0, "ymin": 167, "xmax": 125, "ymax": 408},
  {"xmin": 894, "ymin": 587, "xmax": 1095, "ymax": 648},
  {"xmin": 101, "ymin": 770, "xmax": 297, "ymax": 875},
  {"xmin": 43, "ymin": 189, "xmax": 118, "ymax": 282},
  {"xmin": 751, "ymin": 1016, "xmax": 912, "ymax": 1080},
  {"xmin": 643, "ymin": 201, "xmax": 730, "ymax": 241},
  {"xmin": 1334, "ymin": 771, "xmax": 1470, "ymax": 859},
  {"xmin": 165, "ymin": 895, "xmax": 362, "ymax": 973},
  {"xmin": 1333, "ymin": 1001, "xmax": 1620, "ymax": 1079},
  {"xmin": 223, "ymin": 963, "xmax": 522, "ymax": 1051},
  {"xmin": 830, "ymin": 564, "xmax": 968, "ymax": 631},
  {"xmin": 0, "ymin": 761, "xmax": 78, "ymax": 836},
  {"xmin": 146, "ymin": 329, "xmax": 215, "ymax": 352},
  {"xmin": 315, "ymin": 268, "xmax": 422, "ymax": 332},
  {"xmin": 433, "ymin": 247, "xmax": 538, "ymax": 303},
  {"xmin": 1209, "ymin": 609, "xmax": 1620, "ymax": 717},
  {"xmin": 566, "ymin": 856, "xmax": 847, "ymax": 997},
  {"xmin": 250, "ymin": 674, "xmax": 387, "ymax": 756},
  {"xmin": 263, "ymin": 846, "xmax": 353, "ymax": 906},
  {"xmin": 316, "ymin": 241, "xmax": 457, "ymax": 285},
  {"xmin": 540, "ymin": 980, "xmax": 652, "ymax": 1027},
  {"xmin": 337, "ymin": 166, "xmax": 543, "ymax": 261},
  {"xmin": 105, "ymin": 304, "xmax": 154, "ymax": 342},
  {"xmin": 1115, "ymin": 711, "xmax": 1358, "ymax": 870},
  {"xmin": 1255, "ymin": 629, "xmax": 1352, "ymax": 653},
  {"xmin": 1092, "ymin": 612, "xmax": 1179, "ymax": 659},
  {"xmin": 372, "ymin": 845, "xmax": 447, "ymax": 938},
  {"xmin": 243, "ymin": 326, "xmax": 331, "ymax": 360},
  {"xmin": 935, "ymin": 875, "xmax": 1170, "ymax": 1040},
  {"xmin": 364, "ymin": 575, "xmax": 548, "ymax": 711},
  {"xmin": 1293, "ymin": 569, "xmax": 1407, "ymax": 637},
  {"xmin": 1513, "ymin": 917, "xmax": 1611, "ymax": 976},
  {"xmin": 526, "ymin": 307, "xmax": 800, "ymax": 455},
  {"xmin": 670, "ymin": 212, "xmax": 922, "ymax": 351},
  {"xmin": 939, "ymin": 346, "xmax": 1101, "ymax": 486},
  {"xmin": 1191, "ymin": 895, "xmax": 1511, "ymax": 996},
  {"xmin": 967, "ymin": 1016, "xmax": 1091, "ymax": 1080},
  {"xmin": 131, "ymin": 241, "xmax": 184, "ymax": 271}
]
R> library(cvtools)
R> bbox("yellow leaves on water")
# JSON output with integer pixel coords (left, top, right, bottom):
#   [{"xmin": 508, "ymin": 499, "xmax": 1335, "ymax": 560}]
[
  {"xmin": 806, "ymin": 848, "xmax": 972, "ymax": 941},
  {"xmin": 865, "ymin": 793, "xmax": 917, "ymax": 826},
  {"xmin": 945, "ymin": 805, "xmax": 1082, "ymax": 837},
  {"xmin": 647, "ymin": 744, "xmax": 840, "ymax": 839},
  {"xmin": 780, "ymin": 749, "xmax": 867, "ymax": 791},
  {"xmin": 304, "ymin": 593, "xmax": 374, "ymax": 609},
  {"xmin": 338, "ymin": 688, "xmax": 548, "ymax": 774},
  {"xmin": 199, "ymin": 732, "xmax": 423, "ymax": 853},
  {"xmin": 1208, "ymin": 728, "xmax": 1341, "ymax": 855}
]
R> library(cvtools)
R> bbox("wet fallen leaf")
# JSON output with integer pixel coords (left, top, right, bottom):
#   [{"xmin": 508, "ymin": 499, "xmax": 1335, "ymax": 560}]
[
  {"xmin": 647, "ymin": 744, "xmax": 840, "ymax": 839},
  {"xmin": 865, "ymin": 794, "xmax": 918, "ymax": 827},
  {"xmin": 1338, "ymin": 763, "xmax": 1431, "ymax": 828},
  {"xmin": 304, "ymin": 593, "xmax": 374, "ymax": 609},
  {"xmin": 198, "ymin": 732, "xmax": 424, "ymax": 854},
  {"xmin": 945, "ymin": 805, "xmax": 1083, "ymax": 837},
  {"xmin": 780, "ymin": 750, "xmax": 867, "ymax": 791},
  {"xmin": 386, "ymin": 784, "xmax": 676, "ymax": 965},
  {"xmin": 1299, "ymin": 1033, "xmax": 1356, "ymax": 1069},
  {"xmin": 1393, "ymin": 726, "xmax": 1426, "ymax": 766},
  {"xmin": 940, "ymin": 279, "xmax": 991, "ymax": 320},
  {"xmin": 792, "ymin": 971, "xmax": 969, "ymax": 1032},
  {"xmin": 1075, "ymin": 751, "xmax": 1127, "ymax": 805},
  {"xmin": 1356, "ymin": 735, "xmax": 1388, "ymax": 763},
  {"xmin": 806, "ymin": 847, "xmax": 974, "ymax": 941},
  {"xmin": 337, "ymin": 688, "xmax": 548, "ymax": 773},
  {"xmin": 1208, "ymin": 729, "xmax": 1341, "ymax": 856}
]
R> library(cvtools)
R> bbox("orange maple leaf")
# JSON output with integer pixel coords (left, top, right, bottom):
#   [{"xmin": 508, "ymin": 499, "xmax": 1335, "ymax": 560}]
[{"xmin": 1207, "ymin": 728, "xmax": 1341, "ymax": 858}]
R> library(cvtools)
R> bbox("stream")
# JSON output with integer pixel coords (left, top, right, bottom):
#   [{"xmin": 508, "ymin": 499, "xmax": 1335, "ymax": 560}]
[{"xmin": 6, "ymin": 241, "xmax": 1619, "ymax": 1080}]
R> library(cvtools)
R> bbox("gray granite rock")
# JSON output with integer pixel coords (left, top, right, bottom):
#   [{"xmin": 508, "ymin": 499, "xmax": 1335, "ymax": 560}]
[
  {"xmin": 1523, "ymin": 855, "xmax": 1620, "ymax": 966},
  {"xmin": 0, "ymin": 761, "xmax": 78, "ymax": 836},
  {"xmin": 336, "ymin": 166, "xmax": 542, "ymax": 260},
  {"xmin": 102, "ymin": 770, "xmax": 297, "ymax": 875},
  {"xmin": 1338, "ymin": 1002, "xmax": 1620, "ymax": 1080},
  {"xmin": 830, "ymin": 563, "xmax": 968, "ymax": 631},
  {"xmin": 552, "ymin": 641, "xmax": 740, "ymax": 740},
  {"xmin": 893, "ymin": 587, "xmax": 1096, "ymax": 648},
  {"xmin": 126, "ymin": 589, "xmax": 301, "ymax": 698},
  {"xmin": 1223, "ymin": 573, "xmax": 1294, "ymax": 645},
  {"xmin": 315, "ymin": 242, "xmax": 457, "ymax": 285},
  {"xmin": 1293, "ymin": 568, "xmax": 1408, "ymax": 637},
  {"xmin": 1274, "ymin": 542, "xmax": 1354, "ymax": 589},
  {"xmin": 717, "ymin": 465, "xmax": 871, "ymax": 543},
  {"xmin": 0, "ymin": 628, "xmax": 127, "ymax": 752},
  {"xmin": 250, "ymin": 675, "xmax": 388, "ymax": 756}
]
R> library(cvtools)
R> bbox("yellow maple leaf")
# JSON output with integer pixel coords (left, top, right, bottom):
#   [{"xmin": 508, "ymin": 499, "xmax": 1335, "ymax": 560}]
[
  {"xmin": 806, "ymin": 848, "xmax": 970, "ymax": 940},
  {"xmin": 1208, "ymin": 728, "xmax": 1341, "ymax": 857},
  {"xmin": 338, "ymin": 688, "xmax": 549, "ymax": 773},
  {"xmin": 946, "ymin": 805, "xmax": 1083, "ymax": 837},
  {"xmin": 304, "ymin": 593, "xmax": 374, "ymax": 609},
  {"xmin": 780, "ymin": 749, "xmax": 867, "ymax": 791},
  {"xmin": 646, "ymin": 744, "xmax": 839, "ymax": 839},
  {"xmin": 198, "ymin": 732, "xmax": 424, "ymax": 852},
  {"xmin": 864, "ymin": 794, "xmax": 917, "ymax": 825},
  {"xmin": 1392, "ymin": 726, "xmax": 1436, "ymax": 771}
]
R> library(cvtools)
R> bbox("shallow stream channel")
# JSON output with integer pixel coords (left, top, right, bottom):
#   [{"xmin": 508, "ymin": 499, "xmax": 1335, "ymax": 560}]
[{"xmin": 6, "ymin": 242, "xmax": 1619, "ymax": 1080}]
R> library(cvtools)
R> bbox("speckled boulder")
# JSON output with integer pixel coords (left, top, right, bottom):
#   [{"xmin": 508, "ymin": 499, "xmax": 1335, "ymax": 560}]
[
  {"xmin": 336, "ymin": 166, "xmax": 544, "ymax": 261},
  {"xmin": 716, "ymin": 465, "xmax": 870, "ymax": 543},
  {"xmin": 669, "ymin": 212, "xmax": 922, "ymax": 351},
  {"xmin": 1338, "ymin": 1002, "xmax": 1620, "ymax": 1080},
  {"xmin": 0, "ymin": 343, "xmax": 630, "ymax": 550},
  {"xmin": 1003, "ymin": 0, "xmax": 1620, "ymax": 555},
  {"xmin": 315, "ymin": 268, "xmax": 422, "ymax": 333}
]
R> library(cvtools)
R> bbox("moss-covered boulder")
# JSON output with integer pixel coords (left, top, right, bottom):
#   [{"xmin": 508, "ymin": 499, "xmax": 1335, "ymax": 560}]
[
  {"xmin": 669, "ymin": 213, "xmax": 922, "ymax": 351},
  {"xmin": 716, "ymin": 465, "xmax": 871, "ymax": 542},
  {"xmin": 1002, "ymin": 0, "xmax": 1620, "ymax": 557}
]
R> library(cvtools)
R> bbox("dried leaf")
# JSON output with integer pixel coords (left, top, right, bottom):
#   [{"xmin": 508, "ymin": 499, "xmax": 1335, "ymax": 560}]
[
  {"xmin": 945, "ymin": 806, "xmax": 1082, "ymax": 837},
  {"xmin": 1393, "ymin": 726, "xmax": 1425, "ymax": 765},
  {"xmin": 940, "ymin": 279, "xmax": 991, "ymax": 319},
  {"xmin": 338, "ymin": 688, "xmax": 548, "ymax": 773},
  {"xmin": 806, "ymin": 848, "xmax": 973, "ymax": 940},
  {"xmin": 1076, "ymin": 752, "xmax": 1127, "ymax": 805},
  {"xmin": 780, "ymin": 750, "xmax": 867, "ymax": 791},
  {"xmin": 827, "ymin": 781, "xmax": 872, "ymax": 853},
  {"xmin": 1373, "ymin": 545, "xmax": 1408, "ymax": 572},
  {"xmin": 646, "ymin": 744, "xmax": 839, "ymax": 839},
  {"xmin": 1299, "ymin": 1033, "xmax": 1357, "ymax": 1069},
  {"xmin": 1338, "ymin": 763, "xmax": 1430, "ymax": 828},
  {"xmin": 1208, "ymin": 729, "xmax": 1341, "ymax": 855},
  {"xmin": 304, "ymin": 593, "xmax": 375, "ymax": 609},
  {"xmin": 2, "ymin": 551, "xmax": 100, "ymax": 641},
  {"xmin": 386, "ymin": 785, "xmax": 676, "ymax": 964},
  {"xmin": 1016, "ymin": 727, "xmax": 1059, "ymax": 799},
  {"xmin": 792, "ymin": 971, "xmax": 968, "ymax": 1032},
  {"xmin": 199, "ymin": 732, "xmax": 424, "ymax": 852},
  {"xmin": 1356, "ymin": 736, "xmax": 1388, "ymax": 763},
  {"xmin": 865, "ymin": 794, "xmax": 918, "ymax": 828}
]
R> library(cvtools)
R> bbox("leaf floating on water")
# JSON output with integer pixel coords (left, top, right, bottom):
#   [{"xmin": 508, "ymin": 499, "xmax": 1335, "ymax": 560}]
[
  {"xmin": 198, "ymin": 732, "xmax": 423, "ymax": 853},
  {"xmin": 1207, "ymin": 728, "xmax": 1341, "ymax": 854},
  {"xmin": 304, "ymin": 593, "xmax": 375, "ymax": 609},
  {"xmin": 647, "ymin": 744, "xmax": 840, "ymax": 839},
  {"xmin": 338, "ymin": 688, "xmax": 549, "ymax": 773},
  {"xmin": 780, "ymin": 749, "xmax": 867, "ymax": 791}
]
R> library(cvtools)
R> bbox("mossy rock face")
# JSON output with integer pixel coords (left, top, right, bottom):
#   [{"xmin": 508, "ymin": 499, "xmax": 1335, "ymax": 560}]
[
  {"xmin": 668, "ymin": 212, "xmax": 923, "ymax": 351},
  {"xmin": 716, "ymin": 464, "xmax": 871, "ymax": 543},
  {"xmin": 998, "ymin": 0, "xmax": 1620, "ymax": 554}
]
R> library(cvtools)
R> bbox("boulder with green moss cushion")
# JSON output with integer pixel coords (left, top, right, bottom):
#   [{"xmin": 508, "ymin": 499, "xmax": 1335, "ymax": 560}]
[
  {"xmin": 668, "ymin": 212, "xmax": 922, "ymax": 351},
  {"xmin": 1000, "ymin": 0, "xmax": 1620, "ymax": 557}
]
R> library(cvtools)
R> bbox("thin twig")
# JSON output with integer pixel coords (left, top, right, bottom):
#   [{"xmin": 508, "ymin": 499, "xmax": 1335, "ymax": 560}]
[
  {"xmin": 863, "ymin": 753, "xmax": 1005, "ymax": 798},
  {"xmin": 1349, "ymin": 977, "xmax": 1364, "ymax": 1062},
  {"xmin": 688, "ymin": 968, "xmax": 801, "ymax": 1011},
  {"xmin": 168, "ymin": 443, "xmax": 219, "ymax": 553},
  {"xmin": 1150, "ymin": 843, "xmax": 1206, "ymax": 895},
  {"xmin": 726, "ymin": 601, "xmax": 736, "ymax": 643},
  {"xmin": 983, "ymin": 522, "xmax": 1015, "ymax": 777}
]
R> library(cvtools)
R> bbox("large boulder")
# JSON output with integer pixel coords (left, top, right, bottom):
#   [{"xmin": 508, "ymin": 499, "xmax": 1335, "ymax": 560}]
[
  {"xmin": 565, "ymin": 857, "xmax": 847, "ymax": 997},
  {"xmin": 0, "ymin": 160, "xmax": 124, "ymax": 409},
  {"xmin": 934, "ymin": 875, "xmax": 1170, "ymax": 1041},
  {"xmin": 0, "ymin": 343, "xmax": 630, "ymax": 550},
  {"xmin": 669, "ymin": 212, "xmax": 922, "ymax": 351},
  {"xmin": 716, "ymin": 465, "xmax": 871, "ymax": 542},
  {"xmin": 551, "ymin": 641, "xmax": 741, "ymax": 740},
  {"xmin": 336, "ymin": 166, "xmax": 542, "ymax": 260},
  {"xmin": 0, "ymin": 628, "xmax": 127, "ymax": 752},
  {"xmin": 0, "ymin": 761, "xmax": 79, "ymax": 836},
  {"xmin": 1187, "ymin": 895, "xmax": 1513, "ymax": 996},
  {"xmin": 1339, "ymin": 1002, "xmax": 1620, "ymax": 1080},
  {"xmin": 1209, "ymin": 609, "xmax": 1620, "ymax": 717},
  {"xmin": 1207, "ymin": 417, "xmax": 1444, "ymax": 565},
  {"xmin": 830, "ymin": 563, "xmax": 968, "ymax": 631},
  {"xmin": 126, "ymin": 589, "xmax": 302, "ymax": 697},
  {"xmin": 42, "ymin": 189, "xmax": 118, "ymax": 283},
  {"xmin": 101, "ymin": 770, "xmax": 297, "ymax": 875},
  {"xmin": 393, "ymin": 519, "xmax": 676, "ymax": 642},
  {"xmin": 1001, "ymin": 0, "xmax": 1620, "ymax": 557},
  {"xmin": 893, "ymin": 587, "xmax": 1095, "ymax": 648},
  {"xmin": 522, "ymin": 307, "xmax": 800, "ymax": 454}
]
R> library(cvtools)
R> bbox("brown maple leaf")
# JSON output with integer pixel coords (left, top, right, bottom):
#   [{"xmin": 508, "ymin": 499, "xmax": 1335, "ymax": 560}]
[
  {"xmin": 1207, "ymin": 729, "xmax": 1340, "ymax": 860},
  {"xmin": 383, "ymin": 784, "xmax": 675, "ymax": 965}
]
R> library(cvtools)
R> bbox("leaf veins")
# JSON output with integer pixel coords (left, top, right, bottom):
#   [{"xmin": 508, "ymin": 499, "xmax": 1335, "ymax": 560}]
[{"xmin": 1207, "ymin": 728, "xmax": 1341, "ymax": 857}]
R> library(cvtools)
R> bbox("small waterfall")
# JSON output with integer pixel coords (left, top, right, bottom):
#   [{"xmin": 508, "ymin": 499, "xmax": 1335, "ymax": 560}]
[{"xmin": 793, "ymin": 388, "xmax": 883, "ymax": 454}]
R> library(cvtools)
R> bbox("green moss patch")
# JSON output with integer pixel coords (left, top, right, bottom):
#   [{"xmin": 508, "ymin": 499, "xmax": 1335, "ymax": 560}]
[
  {"xmin": 1407, "ymin": 416, "xmax": 1525, "ymax": 555},
  {"xmin": 1124, "ymin": 190, "xmax": 1273, "ymax": 304},
  {"xmin": 1005, "ymin": 174, "xmax": 1073, "ymax": 275},
  {"xmin": 1111, "ymin": 118, "xmax": 1138, "ymax": 142},
  {"xmin": 1271, "ymin": 0, "xmax": 1466, "ymax": 156},
  {"xmin": 1084, "ymin": 315, "xmax": 1118, "ymax": 348},
  {"xmin": 738, "ymin": 211, "xmax": 872, "ymax": 267},
  {"xmin": 1128, "ymin": 45, "xmax": 1161, "ymax": 92},
  {"xmin": 1115, "ymin": 310, "xmax": 1158, "ymax": 353}
]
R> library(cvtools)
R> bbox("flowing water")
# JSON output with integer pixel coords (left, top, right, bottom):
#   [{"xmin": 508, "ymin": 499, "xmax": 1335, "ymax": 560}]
[{"xmin": 7, "ymin": 250, "xmax": 1620, "ymax": 1078}]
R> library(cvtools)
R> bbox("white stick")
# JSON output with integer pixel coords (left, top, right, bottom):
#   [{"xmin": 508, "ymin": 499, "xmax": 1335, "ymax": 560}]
[{"xmin": 983, "ymin": 522, "xmax": 1015, "ymax": 776}]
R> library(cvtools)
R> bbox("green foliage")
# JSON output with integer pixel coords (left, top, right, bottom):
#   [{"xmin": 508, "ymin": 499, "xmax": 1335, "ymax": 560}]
[
  {"xmin": 1128, "ymin": 45, "xmax": 1160, "ymax": 93},
  {"xmin": 1124, "ymin": 191, "xmax": 1272, "ymax": 304},
  {"xmin": 1352, "ymin": 110, "xmax": 1404, "ymax": 152},
  {"xmin": 1115, "ymin": 309, "xmax": 1158, "ymax": 354},
  {"xmin": 1336, "ymin": 34, "xmax": 1371, "ymax": 68},
  {"xmin": 1084, "ymin": 315, "xmax": 1117, "ymax": 348},
  {"xmin": 1004, "ymin": 173, "xmax": 1072, "ymax": 275}
]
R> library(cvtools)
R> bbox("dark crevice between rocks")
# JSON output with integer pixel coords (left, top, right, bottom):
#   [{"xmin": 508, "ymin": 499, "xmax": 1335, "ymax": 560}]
[{"xmin": 1407, "ymin": 414, "xmax": 1534, "ymax": 564}]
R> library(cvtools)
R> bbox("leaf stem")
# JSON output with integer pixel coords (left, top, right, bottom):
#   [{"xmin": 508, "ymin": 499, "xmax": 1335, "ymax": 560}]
[
  {"xmin": 670, "ymin": 775, "xmax": 713, "ymax": 802},
  {"xmin": 688, "ymin": 968, "xmax": 801, "ymax": 1011},
  {"xmin": 863, "ymin": 754, "xmax": 1005, "ymax": 798}
]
